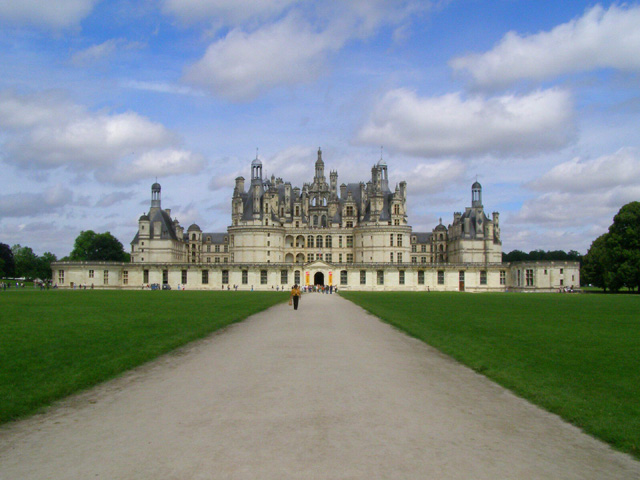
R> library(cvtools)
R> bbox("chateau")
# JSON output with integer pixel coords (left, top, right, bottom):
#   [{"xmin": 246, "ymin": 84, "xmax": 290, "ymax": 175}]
[{"xmin": 54, "ymin": 149, "xmax": 579, "ymax": 291}]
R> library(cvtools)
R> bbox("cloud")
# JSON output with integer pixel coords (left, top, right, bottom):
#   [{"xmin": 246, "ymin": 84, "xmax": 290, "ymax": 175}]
[
  {"xmin": 450, "ymin": 4, "xmax": 640, "ymax": 88},
  {"xmin": 510, "ymin": 148, "xmax": 640, "ymax": 228},
  {"xmin": 529, "ymin": 148, "xmax": 640, "ymax": 193},
  {"xmin": 162, "ymin": 0, "xmax": 298, "ymax": 25},
  {"xmin": 182, "ymin": 1, "xmax": 426, "ymax": 100},
  {"xmin": 0, "ymin": 184, "xmax": 73, "ymax": 217},
  {"xmin": 122, "ymin": 80, "xmax": 204, "ymax": 97},
  {"xmin": 95, "ymin": 191, "xmax": 135, "ymax": 207},
  {"xmin": 396, "ymin": 159, "xmax": 466, "ymax": 195},
  {"xmin": 0, "ymin": 90, "xmax": 207, "ymax": 183},
  {"xmin": 0, "ymin": 0, "xmax": 98, "ymax": 29},
  {"xmin": 71, "ymin": 39, "xmax": 144, "ymax": 65},
  {"xmin": 356, "ymin": 88, "xmax": 575, "ymax": 157},
  {"xmin": 184, "ymin": 15, "xmax": 342, "ymax": 101}
]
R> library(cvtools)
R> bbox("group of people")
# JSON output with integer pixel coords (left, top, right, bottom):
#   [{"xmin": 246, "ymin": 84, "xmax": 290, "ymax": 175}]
[{"xmin": 288, "ymin": 283, "xmax": 337, "ymax": 310}]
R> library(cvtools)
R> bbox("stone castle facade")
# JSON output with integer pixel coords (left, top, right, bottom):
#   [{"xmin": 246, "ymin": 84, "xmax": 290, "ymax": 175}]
[{"xmin": 53, "ymin": 149, "xmax": 579, "ymax": 291}]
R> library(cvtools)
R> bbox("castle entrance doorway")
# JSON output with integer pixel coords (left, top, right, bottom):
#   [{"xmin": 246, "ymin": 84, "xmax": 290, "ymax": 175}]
[{"xmin": 314, "ymin": 272, "xmax": 324, "ymax": 286}]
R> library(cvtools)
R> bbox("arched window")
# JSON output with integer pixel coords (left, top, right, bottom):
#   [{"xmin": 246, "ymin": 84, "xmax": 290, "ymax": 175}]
[{"xmin": 316, "ymin": 235, "xmax": 323, "ymax": 248}]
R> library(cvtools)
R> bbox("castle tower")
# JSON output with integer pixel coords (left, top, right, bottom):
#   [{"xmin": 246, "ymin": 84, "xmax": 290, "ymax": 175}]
[
  {"xmin": 150, "ymin": 182, "xmax": 161, "ymax": 213},
  {"xmin": 472, "ymin": 181, "xmax": 482, "ymax": 208}
]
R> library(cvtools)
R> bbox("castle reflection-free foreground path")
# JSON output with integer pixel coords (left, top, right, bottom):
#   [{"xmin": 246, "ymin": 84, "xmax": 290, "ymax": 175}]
[{"xmin": 1, "ymin": 293, "xmax": 639, "ymax": 479}]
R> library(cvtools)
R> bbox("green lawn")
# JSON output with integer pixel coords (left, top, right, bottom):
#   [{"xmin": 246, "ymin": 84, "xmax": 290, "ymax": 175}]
[
  {"xmin": 0, "ymin": 289, "xmax": 287, "ymax": 423},
  {"xmin": 341, "ymin": 291, "xmax": 640, "ymax": 459}
]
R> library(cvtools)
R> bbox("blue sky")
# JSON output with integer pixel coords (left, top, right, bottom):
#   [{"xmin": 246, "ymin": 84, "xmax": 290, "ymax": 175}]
[{"xmin": 1, "ymin": 0, "xmax": 639, "ymax": 257}]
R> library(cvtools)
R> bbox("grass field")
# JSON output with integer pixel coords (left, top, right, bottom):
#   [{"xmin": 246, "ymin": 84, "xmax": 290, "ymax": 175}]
[
  {"xmin": 341, "ymin": 291, "xmax": 640, "ymax": 459},
  {"xmin": 0, "ymin": 289, "xmax": 288, "ymax": 423}
]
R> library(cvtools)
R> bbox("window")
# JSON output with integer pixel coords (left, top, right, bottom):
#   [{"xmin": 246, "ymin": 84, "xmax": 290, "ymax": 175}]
[
  {"xmin": 316, "ymin": 235, "xmax": 323, "ymax": 248},
  {"xmin": 418, "ymin": 270, "xmax": 425, "ymax": 285},
  {"xmin": 340, "ymin": 270, "xmax": 348, "ymax": 285},
  {"xmin": 377, "ymin": 270, "xmax": 384, "ymax": 285},
  {"xmin": 260, "ymin": 270, "xmax": 267, "ymax": 284},
  {"xmin": 399, "ymin": 270, "xmax": 405, "ymax": 285},
  {"xmin": 89, "ymin": 269, "xmax": 94, "ymax": 278},
  {"xmin": 397, "ymin": 253, "xmax": 403, "ymax": 263},
  {"xmin": 202, "ymin": 270, "xmax": 209, "ymax": 284},
  {"xmin": 242, "ymin": 270, "xmax": 248, "ymax": 284},
  {"xmin": 325, "ymin": 254, "xmax": 332, "ymax": 263},
  {"xmin": 560, "ymin": 268, "xmax": 564, "ymax": 274},
  {"xmin": 206, "ymin": 257, "xmax": 211, "ymax": 263},
  {"xmin": 281, "ymin": 270, "xmax": 288, "ymax": 284},
  {"xmin": 360, "ymin": 270, "xmax": 366, "ymax": 285},
  {"xmin": 215, "ymin": 257, "xmax": 220, "ymax": 263},
  {"xmin": 390, "ymin": 234, "xmax": 394, "ymax": 246},
  {"xmin": 437, "ymin": 270, "xmax": 444, "ymax": 285},
  {"xmin": 412, "ymin": 257, "xmax": 417, "ymax": 263},
  {"xmin": 346, "ymin": 206, "xmax": 354, "ymax": 216},
  {"xmin": 397, "ymin": 234, "xmax": 402, "ymax": 247},
  {"xmin": 182, "ymin": 270, "xmax": 187, "ymax": 284},
  {"xmin": 326, "ymin": 236, "xmax": 332, "ymax": 248},
  {"xmin": 346, "ymin": 253, "xmax": 353, "ymax": 263},
  {"xmin": 480, "ymin": 271, "xmax": 487, "ymax": 285},
  {"xmin": 459, "ymin": 271, "xmax": 465, "ymax": 284},
  {"xmin": 317, "ymin": 253, "xmax": 323, "ymax": 261},
  {"xmin": 393, "ymin": 204, "xmax": 400, "ymax": 215},
  {"xmin": 346, "ymin": 221, "xmax": 353, "ymax": 228},
  {"xmin": 58, "ymin": 270, "xmax": 64, "ymax": 284},
  {"xmin": 103, "ymin": 270, "xmax": 109, "ymax": 285},
  {"xmin": 215, "ymin": 245, "xmax": 220, "ymax": 253},
  {"xmin": 123, "ymin": 271, "xmax": 128, "ymax": 285},
  {"xmin": 294, "ymin": 270, "xmax": 301, "ymax": 285},
  {"xmin": 339, "ymin": 254, "xmax": 343, "ymax": 263},
  {"xmin": 307, "ymin": 235, "xmax": 314, "ymax": 248},
  {"xmin": 411, "ymin": 245, "xmax": 417, "ymax": 253},
  {"xmin": 421, "ymin": 245, "xmax": 427, "ymax": 253},
  {"xmin": 500, "ymin": 270, "xmax": 506, "ymax": 285},
  {"xmin": 346, "ymin": 236, "xmax": 353, "ymax": 247},
  {"xmin": 390, "ymin": 252, "xmax": 394, "ymax": 263},
  {"xmin": 339, "ymin": 236, "xmax": 343, "ymax": 248},
  {"xmin": 144, "ymin": 269, "xmax": 149, "ymax": 284},
  {"xmin": 308, "ymin": 253, "xmax": 314, "ymax": 262},
  {"xmin": 222, "ymin": 270, "xmax": 229, "ymax": 284},
  {"xmin": 421, "ymin": 257, "xmax": 427, "ymax": 264},
  {"xmin": 163, "ymin": 270, "xmax": 168, "ymax": 284},
  {"xmin": 526, "ymin": 269, "xmax": 534, "ymax": 287}
]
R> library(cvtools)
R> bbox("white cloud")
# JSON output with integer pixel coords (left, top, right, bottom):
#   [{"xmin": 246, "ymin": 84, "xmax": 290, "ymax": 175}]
[
  {"xmin": 122, "ymin": 80, "xmax": 204, "ymax": 97},
  {"xmin": 529, "ymin": 148, "xmax": 640, "ymax": 193},
  {"xmin": 98, "ymin": 149, "xmax": 207, "ymax": 184},
  {"xmin": 0, "ymin": 184, "xmax": 73, "ymax": 217},
  {"xmin": 182, "ymin": 1, "xmax": 426, "ymax": 100},
  {"xmin": 396, "ymin": 159, "xmax": 466, "ymax": 195},
  {"xmin": 510, "ymin": 148, "xmax": 640, "ymax": 228},
  {"xmin": 450, "ymin": 4, "xmax": 640, "ymax": 88},
  {"xmin": 162, "ymin": 0, "xmax": 298, "ymax": 25},
  {"xmin": 356, "ymin": 88, "xmax": 575, "ymax": 157},
  {"xmin": 184, "ymin": 15, "xmax": 342, "ymax": 101},
  {"xmin": 95, "ymin": 191, "xmax": 135, "ymax": 207},
  {"xmin": 71, "ymin": 39, "xmax": 144, "ymax": 65},
  {"xmin": 0, "ymin": 0, "xmax": 98, "ymax": 29}
]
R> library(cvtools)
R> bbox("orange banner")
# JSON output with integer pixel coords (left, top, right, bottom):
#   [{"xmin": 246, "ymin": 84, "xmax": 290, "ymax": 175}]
[
  {"xmin": 328, "ymin": 271, "xmax": 333, "ymax": 286},
  {"xmin": 305, "ymin": 271, "xmax": 309, "ymax": 286}
]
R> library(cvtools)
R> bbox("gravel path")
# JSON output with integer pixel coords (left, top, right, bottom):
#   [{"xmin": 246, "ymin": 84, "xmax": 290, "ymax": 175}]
[{"xmin": 1, "ymin": 293, "xmax": 639, "ymax": 479}]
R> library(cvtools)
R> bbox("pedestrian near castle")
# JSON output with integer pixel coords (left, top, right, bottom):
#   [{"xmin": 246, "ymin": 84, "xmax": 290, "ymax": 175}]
[{"xmin": 290, "ymin": 284, "xmax": 301, "ymax": 310}]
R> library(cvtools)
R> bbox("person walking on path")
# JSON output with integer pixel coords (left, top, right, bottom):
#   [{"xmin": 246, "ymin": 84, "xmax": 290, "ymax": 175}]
[{"xmin": 290, "ymin": 284, "xmax": 301, "ymax": 310}]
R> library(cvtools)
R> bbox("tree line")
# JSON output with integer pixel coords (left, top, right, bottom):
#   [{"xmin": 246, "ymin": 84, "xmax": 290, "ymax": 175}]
[
  {"xmin": 502, "ymin": 249, "xmax": 582, "ymax": 263},
  {"xmin": 1, "ymin": 230, "xmax": 128, "ymax": 281}
]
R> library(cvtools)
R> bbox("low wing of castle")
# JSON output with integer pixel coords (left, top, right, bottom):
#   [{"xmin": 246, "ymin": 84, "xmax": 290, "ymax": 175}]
[{"xmin": 54, "ymin": 148, "xmax": 579, "ymax": 291}]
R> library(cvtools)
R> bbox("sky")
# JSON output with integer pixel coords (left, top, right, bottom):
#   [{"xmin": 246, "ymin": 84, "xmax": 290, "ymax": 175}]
[{"xmin": 1, "ymin": 0, "xmax": 639, "ymax": 258}]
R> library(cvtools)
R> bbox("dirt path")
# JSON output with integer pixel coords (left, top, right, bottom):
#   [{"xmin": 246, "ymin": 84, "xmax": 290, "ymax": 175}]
[{"xmin": 1, "ymin": 293, "xmax": 639, "ymax": 479}]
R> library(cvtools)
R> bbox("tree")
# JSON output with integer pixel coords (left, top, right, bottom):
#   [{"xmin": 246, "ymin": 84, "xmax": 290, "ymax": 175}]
[
  {"xmin": 0, "ymin": 243, "xmax": 15, "ymax": 277},
  {"xmin": 11, "ymin": 244, "xmax": 39, "ymax": 279},
  {"xmin": 35, "ymin": 252, "xmax": 57, "ymax": 280},
  {"xmin": 69, "ymin": 230, "xmax": 128, "ymax": 262},
  {"xmin": 582, "ymin": 234, "xmax": 612, "ymax": 291},
  {"xmin": 582, "ymin": 202, "xmax": 640, "ymax": 293},
  {"xmin": 607, "ymin": 202, "xmax": 640, "ymax": 292}
]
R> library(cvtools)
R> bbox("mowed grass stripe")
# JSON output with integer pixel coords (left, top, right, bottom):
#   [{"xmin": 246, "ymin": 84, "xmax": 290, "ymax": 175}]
[
  {"xmin": 341, "ymin": 291, "xmax": 640, "ymax": 459},
  {"xmin": 0, "ymin": 290, "xmax": 288, "ymax": 423}
]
